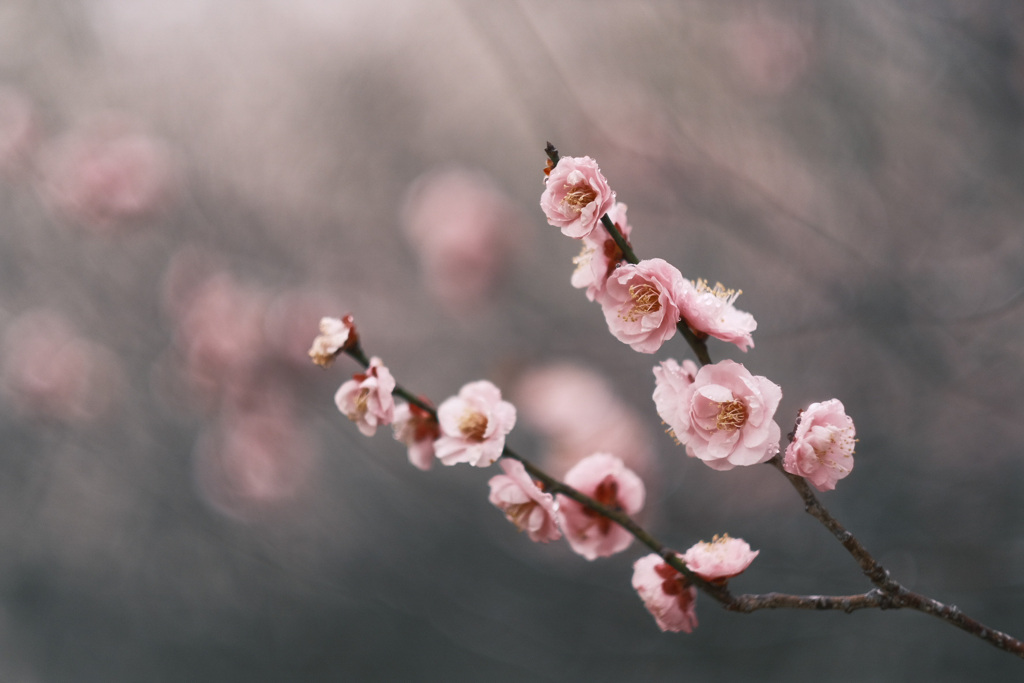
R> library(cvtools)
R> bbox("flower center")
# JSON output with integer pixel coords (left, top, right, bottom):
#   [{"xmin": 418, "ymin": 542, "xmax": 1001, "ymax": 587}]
[
  {"xmin": 716, "ymin": 399, "xmax": 748, "ymax": 431},
  {"xmin": 621, "ymin": 282, "xmax": 661, "ymax": 322},
  {"xmin": 582, "ymin": 476, "xmax": 620, "ymax": 535},
  {"xmin": 458, "ymin": 410, "xmax": 489, "ymax": 441},
  {"xmin": 693, "ymin": 278, "xmax": 741, "ymax": 305},
  {"xmin": 505, "ymin": 502, "xmax": 537, "ymax": 530},
  {"xmin": 561, "ymin": 183, "xmax": 597, "ymax": 213}
]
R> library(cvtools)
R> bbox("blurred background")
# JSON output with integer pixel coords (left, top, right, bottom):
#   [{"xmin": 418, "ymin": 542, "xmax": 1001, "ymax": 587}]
[{"xmin": 1, "ymin": 0, "xmax": 1023, "ymax": 680}]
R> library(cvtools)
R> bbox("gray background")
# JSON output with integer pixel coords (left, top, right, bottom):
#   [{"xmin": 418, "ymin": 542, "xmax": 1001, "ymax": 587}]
[{"xmin": 1, "ymin": 1, "xmax": 1023, "ymax": 680}]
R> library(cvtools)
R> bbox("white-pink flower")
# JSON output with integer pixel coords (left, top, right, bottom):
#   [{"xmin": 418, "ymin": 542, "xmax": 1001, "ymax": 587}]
[
  {"xmin": 681, "ymin": 534, "xmax": 759, "ymax": 584},
  {"xmin": 632, "ymin": 553, "xmax": 698, "ymax": 633},
  {"xmin": 678, "ymin": 279, "xmax": 757, "ymax": 352},
  {"xmin": 783, "ymin": 398, "xmax": 856, "ymax": 492},
  {"xmin": 571, "ymin": 202, "xmax": 633, "ymax": 301},
  {"xmin": 557, "ymin": 453, "xmax": 645, "ymax": 560},
  {"xmin": 487, "ymin": 459, "xmax": 561, "ymax": 543},
  {"xmin": 392, "ymin": 402, "xmax": 440, "ymax": 471},
  {"xmin": 654, "ymin": 359, "xmax": 781, "ymax": 471},
  {"xmin": 308, "ymin": 315, "xmax": 356, "ymax": 368},
  {"xmin": 540, "ymin": 156, "xmax": 616, "ymax": 239},
  {"xmin": 334, "ymin": 357, "xmax": 396, "ymax": 437},
  {"xmin": 600, "ymin": 258, "xmax": 687, "ymax": 354},
  {"xmin": 435, "ymin": 380, "xmax": 516, "ymax": 467}
]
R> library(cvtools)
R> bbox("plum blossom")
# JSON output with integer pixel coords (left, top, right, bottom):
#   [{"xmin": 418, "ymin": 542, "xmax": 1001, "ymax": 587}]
[
  {"xmin": 783, "ymin": 399, "xmax": 856, "ymax": 491},
  {"xmin": 514, "ymin": 362, "xmax": 654, "ymax": 479},
  {"xmin": 654, "ymin": 359, "xmax": 781, "ymax": 471},
  {"xmin": 652, "ymin": 357, "xmax": 699, "ymax": 422},
  {"xmin": 681, "ymin": 534, "xmax": 759, "ymax": 584},
  {"xmin": 334, "ymin": 357, "xmax": 396, "ymax": 436},
  {"xmin": 679, "ymin": 278, "xmax": 757, "ymax": 352},
  {"xmin": 571, "ymin": 202, "xmax": 633, "ymax": 301},
  {"xmin": 435, "ymin": 380, "xmax": 516, "ymax": 467},
  {"xmin": 600, "ymin": 258, "xmax": 687, "ymax": 354},
  {"xmin": 540, "ymin": 156, "xmax": 615, "ymax": 239},
  {"xmin": 308, "ymin": 315, "xmax": 357, "ymax": 368},
  {"xmin": 557, "ymin": 453, "xmax": 645, "ymax": 560},
  {"xmin": 632, "ymin": 553, "xmax": 698, "ymax": 633},
  {"xmin": 392, "ymin": 402, "xmax": 440, "ymax": 471},
  {"xmin": 402, "ymin": 168, "xmax": 527, "ymax": 314},
  {"xmin": 487, "ymin": 459, "xmax": 561, "ymax": 543},
  {"xmin": 38, "ymin": 116, "xmax": 175, "ymax": 232}
]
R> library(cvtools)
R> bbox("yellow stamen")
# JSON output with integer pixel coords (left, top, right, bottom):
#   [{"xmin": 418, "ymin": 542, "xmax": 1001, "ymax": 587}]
[
  {"xmin": 716, "ymin": 399, "xmax": 748, "ymax": 431},
  {"xmin": 459, "ymin": 410, "xmax": 488, "ymax": 441}
]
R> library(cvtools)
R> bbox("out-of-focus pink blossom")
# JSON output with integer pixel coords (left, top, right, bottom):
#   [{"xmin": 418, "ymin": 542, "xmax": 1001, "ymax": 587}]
[
  {"xmin": 402, "ymin": 168, "xmax": 527, "ymax": 314},
  {"xmin": 308, "ymin": 315, "xmax": 357, "ymax": 368},
  {"xmin": 171, "ymin": 272, "xmax": 268, "ymax": 408},
  {"xmin": 38, "ymin": 116, "xmax": 175, "ymax": 232},
  {"xmin": 600, "ymin": 258, "xmax": 686, "ymax": 354},
  {"xmin": 681, "ymin": 534, "xmax": 759, "ymax": 584},
  {"xmin": 514, "ymin": 362, "xmax": 653, "ymax": 479},
  {"xmin": 571, "ymin": 202, "xmax": 633, "ymax": 301},
  {"xmin": 557, "ymin": 453, "xmax": 645, "ymax": 560},
  {"xmin": 679, "ymin": 278, "xmax": 757, "ymax": 352},
  {"xmin": 392, "ymin": 402, "xmax": 440, "ymax": 471},
  {"xmin": 0, "ymin": 86, "xmax": 36, "ymax": 175},
  {"xmin": 540, "ymin": 156, "xmax": 615, "ymax": 239},
  {"xmin": 654, "ymin": 359, "xmax": 781, "ymax": 471},
  {"xmin": 487, "ymin": 459, "xmax": 561, "ymax": 543},
  {"xmin": 632, "ymin": 553, "xmax": 698, "ymax": 633},
  {"xmin": 726, "ymin": 11, "xmax": 815, "ymax": 97},
  {"xmin": 783, "ymin": 398, "xmax": 856, "ymax": 491},
  {"xmin": 334, "ymin": 357, "xmax": 396, "ymax": 437},
  {"xmin": 193, "ymin": 405, "xmax": 318, "ymax": 519},
  {"xmin": 435, "ymin": 380, "xmax": 516, "ymax": 467},
  {"xmin": 0, "ymin": 310, "xmax": 123, "ymax": 423}
]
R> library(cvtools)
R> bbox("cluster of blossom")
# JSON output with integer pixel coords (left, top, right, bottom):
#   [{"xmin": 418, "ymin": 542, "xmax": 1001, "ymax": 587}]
[{"xmin": 312, "ymin": 151, "xmax": 860, "ymax": 635}]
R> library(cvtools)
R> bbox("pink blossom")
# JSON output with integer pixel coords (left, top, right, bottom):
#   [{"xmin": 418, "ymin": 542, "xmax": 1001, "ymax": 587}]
[
  {"xmin": 783, "ymin": 399, "xmax": 856, "ymax": 491},
  {"xmin": 402, "ymin": 168, "xmax": 526, "ymax": 314},
  {"xmin": 540, "ymin": 156, "xmax": 616, "ymax": 239},
  {"xmin": 487, "ymin": 459, "xmax": 561, "ymax": 543},
  {"xmin": 632, "ymin": 553, "xmax": 698, "ymax": 633},
  {"xmin": 38, "ymin": 116, "xmax": 175, "ymax": 232},
  {"xmin": 681, "ymin": 534, "xmax": 759, "ymax": 584},
  {"xmin": 0, "ymin": 310, "xmax": 123, "ymax": 423},
  {"xmin": 334, "ymin": 357, "xmax": 396, "ymax": 437},
  {"xmin": 678, "ymin": 279, "xmax": 757, "ymax": 352},
  {"xmin": 652, "ymin": 358, "xmax": 699, "ymax": 426},
  {"xmin": 193, "ymin": 403, "xmax": 317, "ymax": 520},
  {"xmin": 435, "ymin": 380, "xmax": 516, "ymax": 467},
  {"xmin": 600, "ymin": 258, "xmax": 687, "ymax": 354},
  {"xmin": 513, "ymin": 362, "xmax": 653, "ymax": 479},
  {"xmin": 654, "ymin": 359, "xmax": 781, "ymax": 471},
  {"xmin": 308, "ymin": 315, "xmax": 357, "ymax": 368},
  {"xmin": 392, "ymin": 402, "xmax": 440, "ymax": 471},
  {"xmin": 571, "ymin": 202, "xmax": 633, "ymax": 301},
  {"xmin": 557, "ymin": 453, "xmax": 645, "ymax": 560}
]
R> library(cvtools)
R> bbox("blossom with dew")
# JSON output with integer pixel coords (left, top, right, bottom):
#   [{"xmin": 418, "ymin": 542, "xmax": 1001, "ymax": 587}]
[
  {"xmin": 540, "ymin": 156, "xmax": 616, "ymax": 239},
  {"xmin": 309, "ymin": 315, "xmax": 357, "ymax": 368},
  {"xmin": 783, "ymin": 398, "xmax": 856, "ymax": 491},
  {"xmin": 557, "ymin": 453, "xmax": 645, "ymax": 560},
  {"xmin": 334, "ymin": 356, "xmax": 396, "ymax": 437},
  {"xmin": 632, "ymin": 553, "xmax": 698, "ymax": 633},
  {"xmin": 487, "ymin": 459, "xmax": 561, "ymax": 543},
  {"xmin": 681, "ymin": 534, "xmax": 759, "ymax": 584},
  {"xmin": 435, "ymin": 380, "xmax": 516, "ymax": 467},
  {"xmin": 600, "ymin": 258, "xmax": 687, "ymax": 354},
  {"xmin": 678, "ymin": 278, "xmax": 757, "ymax": 352},
  {"xmin": 654, "ymin": 359, "xmax": 781, "ymax": 471},
  {"xmin": 571, "ymin": 202, "xmax": 633, "ymax": 301},
  {"xmin": 392, "ymin": 402, "xmax": 441, "ymax": 471}
]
